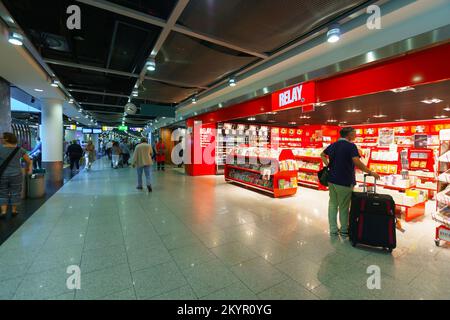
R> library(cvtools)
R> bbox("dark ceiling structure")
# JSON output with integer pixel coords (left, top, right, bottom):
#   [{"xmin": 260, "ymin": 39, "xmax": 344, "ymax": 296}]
[
  {"xmin": 231, "ymin": 80, "xmax": 450, "ymax": 127},
  {"xmin": 3, "ymin": 0, "xmax": 372, "ymax": 126}
]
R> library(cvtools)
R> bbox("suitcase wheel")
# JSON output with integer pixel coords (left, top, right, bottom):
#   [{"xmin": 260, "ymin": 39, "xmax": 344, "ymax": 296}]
[{"xmin": 435, "ymin": 240, "xmax": 440, "ymax": 247}]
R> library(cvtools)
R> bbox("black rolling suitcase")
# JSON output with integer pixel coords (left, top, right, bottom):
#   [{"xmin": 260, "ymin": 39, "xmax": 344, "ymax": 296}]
[{"xmin": 349, "ymin": 174, "xmax": 397, "ymax": 252}]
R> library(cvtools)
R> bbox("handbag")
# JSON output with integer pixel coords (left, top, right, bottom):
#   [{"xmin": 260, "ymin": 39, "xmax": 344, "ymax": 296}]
[
  {"xmin": 318, "ymin": 166, "xmax": 330, "ymax": 187},
  {"xmin": 0, "ymin": 147, "xmax": 20, "ymax": 178}
]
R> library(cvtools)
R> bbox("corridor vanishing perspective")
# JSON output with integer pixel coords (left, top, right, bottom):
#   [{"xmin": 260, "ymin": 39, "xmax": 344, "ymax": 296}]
[{"xmin": 0, "ymin": 159, "xmax": 449, "ymax": 300}]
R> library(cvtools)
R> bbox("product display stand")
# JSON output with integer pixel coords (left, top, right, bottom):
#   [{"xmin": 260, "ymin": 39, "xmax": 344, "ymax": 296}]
[
  {"xmin": 433, "ymin": 130, "xmax": 450, "ymax": 247},
  {"xmin": 292, "ymin": 147, "xmax": 328, "ymax": 191},
  {"xmin": 357, "ymin": 146, "xmax": 429, "ymax": 221},
  {"xmin": 225, "ymin": 147, "xmax": 298, "ymax": 198},
  {"xmin": 295, "ymin": 154, "xmax": 328, "ymax": 190}
]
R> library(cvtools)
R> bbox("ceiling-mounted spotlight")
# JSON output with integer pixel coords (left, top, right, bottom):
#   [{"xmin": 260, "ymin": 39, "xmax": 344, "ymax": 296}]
[
  {"xmin": 146, "ymin": 57, "xmax": 156, "ymax": 72},
  {"xmin": 69, "ymin": 98, "xmax": 74, "ymax": 104},
  {"xmin": 132, "ymin": 90, "xmax": 138, "ymax": 97},
  {"xmin": 327, "ymin": 24, "xmax": 341, "ymax": 43},
  {"xmin": 229, "ymin": 78, "xmax": 236, "ymax": 87},
  {"xmin": 50, "ymin": 79, "xmax": 60, "ymax": 87},
  {"xmin": 8, "ymin": 31, "xmax": 23, "ymax": 46},
  {"xmin": 192, "ymin": 97, "xmax": 197, "ymax": 104}
]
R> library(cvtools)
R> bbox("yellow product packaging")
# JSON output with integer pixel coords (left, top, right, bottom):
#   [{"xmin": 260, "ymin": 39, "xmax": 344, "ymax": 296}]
[{"xmin": 406, "ymin": 189, "xmax": 420, "ymax": 201}]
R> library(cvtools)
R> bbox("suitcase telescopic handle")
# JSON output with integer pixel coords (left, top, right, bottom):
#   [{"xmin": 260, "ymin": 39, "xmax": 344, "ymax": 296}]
[{"xmin": 363, "ymin": 173, "xmax": 377, "ymax": 193}]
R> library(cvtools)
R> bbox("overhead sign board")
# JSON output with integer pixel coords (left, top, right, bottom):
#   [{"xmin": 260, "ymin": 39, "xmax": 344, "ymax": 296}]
[
  {"xmin": 140, "ymin": 104, "xmax": 176, "ymax": 118},
  {"xmin": 271, "ymin": 82, "xmax": 316, "ymax": 111}
]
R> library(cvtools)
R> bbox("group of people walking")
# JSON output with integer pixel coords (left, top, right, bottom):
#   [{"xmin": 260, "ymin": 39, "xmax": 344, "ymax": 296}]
[
  {"xmin": 66, "ymin": 140, "xmax": 96, "ymax": 172},
  {"xmin": 104, "ymin": 139, "xmax": 132, "ymax": 169},
  {"xmin": 0, "ymin": 132, "xmax": 167, "ymax": 219}
]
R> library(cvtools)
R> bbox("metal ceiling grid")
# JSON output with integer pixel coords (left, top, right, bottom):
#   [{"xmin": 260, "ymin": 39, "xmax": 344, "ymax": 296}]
[
  {"xmin": 3, "ymin": 0, "xmax": 379, "ymax": 125},
  {"xmin": 177, "ymin": 0, "xmax": 368, "ymax": 54}
]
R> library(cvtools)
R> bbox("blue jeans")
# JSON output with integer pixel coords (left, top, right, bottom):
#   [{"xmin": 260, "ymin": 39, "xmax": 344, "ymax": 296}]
[{"xmin": 137, "ymin": 166, "xmax": 152, "ymax": 187}]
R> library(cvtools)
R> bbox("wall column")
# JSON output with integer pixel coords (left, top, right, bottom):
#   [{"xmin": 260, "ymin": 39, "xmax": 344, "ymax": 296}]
[{"xmin": 40, "ymin": 98, "xmax": 64, "ymax": 184}]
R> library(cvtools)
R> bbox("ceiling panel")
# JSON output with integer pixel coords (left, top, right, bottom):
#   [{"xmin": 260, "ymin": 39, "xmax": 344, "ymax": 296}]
[
  {"xmin": 138, "ymin": 79, "xmax": 199, "ymax": 104},
  {"xmin": 51, "ymin": 65, "xmax": 134, "ymax": 93},
  {"xmin": 231, "ymin": 80, "xmax": 450, "ymax": 126},
  {"xmin": 106, "ymin": 0, "xmax": 178, "ymax": 19},
  {"xmin": 154, "ymin": 32, "xmax": 258, "ymax": 88},
  {"xmin": 177, "ymin": 0, "xmax": 368, "ymax": 54}
]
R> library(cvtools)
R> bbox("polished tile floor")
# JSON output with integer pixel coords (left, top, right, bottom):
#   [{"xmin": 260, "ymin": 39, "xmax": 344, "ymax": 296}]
[{"xmin": 0, "ymin": 158, "xmax": 449, "ymax": 300}]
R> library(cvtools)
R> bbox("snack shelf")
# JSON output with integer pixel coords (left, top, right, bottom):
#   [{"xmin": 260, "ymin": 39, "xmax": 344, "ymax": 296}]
[
  {"xmin": 225, "ymin": 148, "xmax": 298, "ymax": 198},
  {"xmin": 295, "ymin": 155, "xmax": 322, "ymax": 161},
  {"xmin": 434, "ymin": 130, "xmax": 450, "ymax": 246},
  {"xmin": 297, "ymin": 178, "xmax": 328, "ymax": 191},
  {"xmin": 225, "ymin": 176, "xmax": 273, "ymax": 192},
  {"xmin": 298, "ymin": 167, "xmax": 320, "ymax": 174},
  {"xmin": 226, "ymin": 165, "xmax": 268, "ymax": 175},
  {"xmin": 231, "ymin": 154, "xmax": 278, "ymax": 162},
  {"xmin": 397, "ymin": 202, "xmax": 427, "ymax": 222},
  {"xmin": 355, "ymin": 181, "xmax": 414, "ymax": 192},
  {"xmin": 298, "ymin": 179, "xmax": 320, "ymax": 187}
]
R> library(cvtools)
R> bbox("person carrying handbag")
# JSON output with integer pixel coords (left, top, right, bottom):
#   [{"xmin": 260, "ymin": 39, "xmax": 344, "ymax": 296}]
[{"xmin": 0, "ymin": 132, "xmax": 32, "ymax": 218}]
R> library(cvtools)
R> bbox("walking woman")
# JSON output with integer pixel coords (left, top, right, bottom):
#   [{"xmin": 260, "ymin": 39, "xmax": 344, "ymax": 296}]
[
  {"xmin": 0, "ymin": 132, "xmax": 32, "ymax": 218},
  {"xmin": 84, "ymin": 140, "xmax": 96, "ymax": 170},
  {"xmin": 111, "ymin": 141, "xmax": 122, "ymax": 169}
]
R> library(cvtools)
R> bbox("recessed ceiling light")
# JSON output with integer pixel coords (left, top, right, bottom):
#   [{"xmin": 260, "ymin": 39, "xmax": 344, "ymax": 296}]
[
  {"xmin": 390, "ymin": 86, "xmax": 414, "ymax": 93},
  {"xmin": 444, "ymin": 107, "xmax": 450, "ymax": 112},
  {"xmin": 434, "ymin": 115, "xmax": 448, "ymax": 119},
  {"xmin": 339, "ymin": 121, "xmax": 348, "ymax": 124},
  {"xmin": 8, "ymin": 31, "xmax": 23, "ymax": 46},
  {"xmin": 373, "ymin": 114, "xmax": 387, "ymax": 118},
  {"xmin": 229, "ymin": 78, "xmax": 236, "ymax": 87},
  {"xmin": 192, "ymin": 97, "xmax": 197, "ymax": 104},
  {"xmin": 288, "ymin": 122, "xmax": 297, "ymax": 125},
  {"xmin": 146, "ymin": 57, "xmax": 156, "ymax": 72},
  {"xmin": 346, "ymin": 109, "xmax": 361, "ymax": 113},
  {"xmin": 327, "ymin": 119, "xmax": 337, "ymax": 123},
  {"xmin": 266, "ymin": 112, "xmax": 277, "ymax": 115},
  {"xmin": 132, "ymin": 90, "xmax": 138, "ymax": 97},
  {"xmin": 34, "ymin": 88, "xmax": 43, "ymax": 92},
  {"xmin": 395, "ymin": 118, "xmax": 406, "ymax": 122},
  {"xmin": 247, "ymin": 117, "xmax": 256, "ymax": 121},
  {"xmin": 299, "ymin": 115, "xmax": 311, "ymax": 119},
  {"xmin": 422, "ymin": 98, "xmax": 443, "ymax": 104},
  {"xmin": 268, "ymin": 120, "xmax": 276, "ymax": 123},
  {"xmin": 51, "ymin": 79, "xmax": 59, "ymax": 87},
  {"xmin": 314, "ymin": 102, "xmax": 327, "ymax": 107},
  {"xmin": 327, "ymin": 25, "xmax": 341, "ymax": 43}
]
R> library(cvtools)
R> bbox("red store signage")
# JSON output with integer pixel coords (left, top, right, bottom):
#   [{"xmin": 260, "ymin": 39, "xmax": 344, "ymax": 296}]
[{"xmin": 271, "ymin": 81, "xmax": 316, "ymax": 111}]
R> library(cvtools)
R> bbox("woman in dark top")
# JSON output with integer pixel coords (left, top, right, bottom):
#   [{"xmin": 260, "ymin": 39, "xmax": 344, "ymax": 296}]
[{"xmin": 0, "ymin": 132, "xmax": 32, "ymax": 217}]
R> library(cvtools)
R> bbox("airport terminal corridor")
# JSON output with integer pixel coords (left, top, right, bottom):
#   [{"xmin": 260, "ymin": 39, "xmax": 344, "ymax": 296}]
[{"xmin": 0, "ymin": 158, "xmax": 449, "ymax": 300}]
